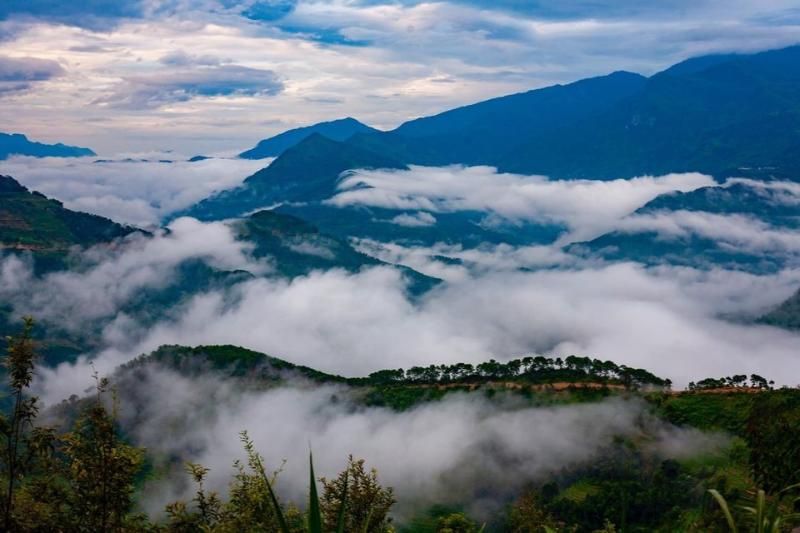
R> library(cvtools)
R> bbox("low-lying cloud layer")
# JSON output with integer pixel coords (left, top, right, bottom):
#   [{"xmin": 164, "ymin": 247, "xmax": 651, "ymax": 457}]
[
  {"xmin": 26, "ymin": 251, "xmax": 800, "ymax": 406},
  {"xmin": 1, "ymin": 217, "xmax": 265, "ymax": 338},
  {"xmin": 112, "ymin": 366, "xmax": 727, "ymax": 518},
  {"xmin": 0, "ymin": 165, "xmax": 791, "ymax": 406},
  {"xmin": 329, "ymin": 166, "xmax": 715, "ymax": 241},
  {"xmin": 0, "ymin": 155, "xmax": 267, "ymax": 226}
]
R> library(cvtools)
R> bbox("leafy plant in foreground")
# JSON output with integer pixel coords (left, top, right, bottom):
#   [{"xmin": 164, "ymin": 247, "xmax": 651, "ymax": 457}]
[{"xmin": 708, "ymin": 484, "xmax": 800, "ymax": 532}]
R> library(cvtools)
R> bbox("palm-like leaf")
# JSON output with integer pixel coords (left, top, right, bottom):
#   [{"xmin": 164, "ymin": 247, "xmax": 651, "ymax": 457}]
[
  {"xmin": 709, "ymin": 489, "xmax": 739, "ymax": 533},
  {"xmin": 308, "ymin": 452, "xmax": 322, "ymax": 533}
]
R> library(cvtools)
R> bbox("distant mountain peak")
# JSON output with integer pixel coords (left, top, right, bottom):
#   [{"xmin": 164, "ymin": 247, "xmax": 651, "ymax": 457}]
[
  {"xmin": 238, "ymin": 117, "xmax": 378, "ymax": 159},
  {"xmin": 0, "ymin": 132, "xmax": 95, "ymax": 160}
]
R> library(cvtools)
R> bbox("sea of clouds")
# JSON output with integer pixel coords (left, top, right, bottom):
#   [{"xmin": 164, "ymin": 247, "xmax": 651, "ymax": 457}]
[
  {"xmin": 0, "ymin": 161, "xmax": 795, "ymax": 398},
  {"xmin": 1, "ymin": 158, "xmax": 798, "ymax": 516},
  {"xmin": 0, "ymin": 154, "xmax": 267, "ymax": 227}
]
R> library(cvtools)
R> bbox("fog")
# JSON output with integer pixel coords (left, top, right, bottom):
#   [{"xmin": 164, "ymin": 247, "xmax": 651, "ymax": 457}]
[
  {"xmin": 25, "ymin": 254, "xmax": 800, "ymax": 407},
  {"xmin": 328, "ymin": 166, "xmax": 715, "ymax": 241},
  {"xmin": 0, "ymin": 160, "xmax": 792, "ymax": 521},
  {"xmin": 0, "ymin": 164, "xmax": 790, "ymax": 404},
  {"xmin": 0, "ymin": 155, "xmax": 267, "ymax": 226},
  {"xmin": 112, "ymin": 364, "xmax": 728, "ymax": 519}
]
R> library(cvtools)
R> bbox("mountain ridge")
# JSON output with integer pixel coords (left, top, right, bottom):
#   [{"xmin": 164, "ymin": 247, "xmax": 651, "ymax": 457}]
[
  {"xmin": 0, "ymin": 132, "xmax": 95, "ymax": 160},
  {"xmin": 239, "ymin": 117, "xmax": 378, "ymax": 159}
]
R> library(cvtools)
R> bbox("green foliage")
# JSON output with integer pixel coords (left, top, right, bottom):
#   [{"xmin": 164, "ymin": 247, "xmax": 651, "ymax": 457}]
[
  {"xmin": 0, "ymin": 175, "xmax": 136, "ymax": 253},
  {"xmin": 320, "ymin": 456, "xmax": 395, "ymax": 533},
  {"xmin": 506, "ymin": 490, "xmax": 569, "ymax": 532},
  {"xmin": 745, "ymin": 389, "xmax": 800, "ymax": 492},
  {"xmin": 708, "ymin": 484, "xmax": 800, "ymax": 532},
  {"xmin": 435, "ymin": 512, "xmax": 480, "ymax": 532},
  {"xmin": 0, "ymin": 316, "xmax": 42, "ymax": 531},
  {"xmin": 656, "ymin": 392, "xmax": 755, "ymax": 434},
  {"xmin": 4, "ymin": 322, "xmax": 800, "ymax": 532},
  {"xmin": 687, "ymin": 375, "xmax": 773, "ymax": 391},
  {"xmin": 163, "ymin": 441, "xmax": 394, "ymax": 533},
  {"xmin": 360, "ymin": 356, "xmax": 669, "ymax": 389},
  {"xmin": 61, "ymin": 378, "xmax": 146, "ymax": 532}
]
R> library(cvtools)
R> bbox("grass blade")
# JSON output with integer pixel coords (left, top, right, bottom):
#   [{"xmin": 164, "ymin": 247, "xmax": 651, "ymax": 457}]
[
  {"xmin": 309, "ymin": 452, "xmax": 322, "ymax": 533},
  {"xmin": 709, "ymin": 489, "xmax": 738, "ymax": 533},
  {"xmin": 756, "ymin": 489, "xmax": 765, "ymax": 533}
]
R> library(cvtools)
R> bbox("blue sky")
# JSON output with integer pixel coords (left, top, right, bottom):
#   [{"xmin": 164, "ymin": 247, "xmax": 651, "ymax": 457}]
[{"xmin": 0, "ymin": 0, "xmax": 798, "ymax": 154}]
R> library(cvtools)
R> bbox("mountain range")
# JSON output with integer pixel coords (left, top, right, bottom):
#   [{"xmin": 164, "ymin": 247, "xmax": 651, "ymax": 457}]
[
  {"xmin": 182, "ymin": 45, "xmax": 800, "ymax": 237},
  {"xmin": 0, "ymin": 133, "xmax": 95, "ymax": 160},
  {"xmin": 0, "ymin": 175, "xmax": 437, "ymax": 364},
  {"xmin": 239, "ymin": 117, "xmax": 377, "ymax": 159},
  {"xmin": 234, "ymin": 45, "xmax": 800, "ymax": 181},
  {"xmin": 4, "ymin": 45, "xmax": 800, "ymax": 343}
]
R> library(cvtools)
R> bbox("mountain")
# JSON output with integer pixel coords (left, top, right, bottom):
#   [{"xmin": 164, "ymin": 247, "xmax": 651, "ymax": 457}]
[
  {"xmin": 501, "ymin": 45, "xmax": 800, "ymax": 179},
  {"xmin": 568, "ymin": 180, "xmax": 800, "ymax": 272},
  {"xmin": 347, "ymin": 70, "xmax": 648, "ymax": 167},
  {"xmin": 185, "ymin": 133, "xmax": 566, "ymax": 246},
  {"xmin": 337, "ymin": 45, "xmax": 800, "ymax": 180},
  {"xmin": 0, "ymin": 175, "xmax": 137, "ymax": 258},
  {"xmin": 182, "ymin": 45, "xmax": 800, "ymax": 249},
  {"xmin": 759, "ymin": 289, "xmax": 800, "ymax": 330},
  {"xmin": 181, "ymin": 133, "xmax": 406, "ymax": 221},
  {"xmin": 638, "ymin": 182, "xmax": 800, "ymax": 225},
  {"xmin": 239, "ymin": 117, "xmax": 378, "ymax": 159},
  {"xmin": 273, "ymin": 203, "xmax": 565, "ymax": 247},
  {"xmin": 119, "ymin": 344, "xmax": 346, "ymax": 384},
  {"xmin": 233, "ymin": 209, "xmax": 439, "ymax": 293},
  {"xmin": 0, "ymin": 195, "xmax": 437, "ymax": 365},
  {"xmin": 0, "ymin": 133, "xmax": 95, "ymax": 159}
]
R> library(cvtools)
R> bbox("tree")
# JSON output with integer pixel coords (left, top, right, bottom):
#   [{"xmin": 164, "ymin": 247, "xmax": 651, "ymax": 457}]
[
  {"xmin": 61, "ymin": 376, "xmax": 145, "ymax": 532},
  {"xmin": 746, "ymin": 390, "xmax": 800, "ymax": 492},
  {"xmin": 436, "ymin": 512, "xmax": 480, "ymax": 532},
  {"xmin": 0, "ymin": 317, "xmax": 46, "ymax": 531},
  {"xmin": 320, "ymin": 456, "xmax": 395, "ymax": 533}
]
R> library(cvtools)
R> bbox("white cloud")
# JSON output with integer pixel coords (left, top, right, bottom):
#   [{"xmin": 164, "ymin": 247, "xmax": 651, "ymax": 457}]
[
  {"xmin": 0, "ymin": 217, "xmax": 264, "ymax": 334},
  {"xmin": 113, "ymin": 367, "xmax": 726, "ymax": 518},
  {"xmin": 30, "ymin": 259, "xmax": 800, "ymax": 406},
  {"xmin": 353, "ymin": 238, "xmax": 575, "ymax": 282},
  {"xmin": 329, "ymin": 166, "xmax": 714, "ymax": 241},
  {"xmin": 614, "ymin": 210, "xmax": 800, "ymax": 255},
  {"xmin": 387, "ymin": 211, "xmax": 436, "ymax": 227},
  {"xmin": 0, "ymin": 155, "xmax": 268, "ymax": 226}
]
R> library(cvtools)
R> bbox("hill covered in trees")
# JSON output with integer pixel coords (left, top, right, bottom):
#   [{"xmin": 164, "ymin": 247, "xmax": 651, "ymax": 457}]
[{"xmin": 2, "ymin": 321, "xmax": 800, "ymax": 532}]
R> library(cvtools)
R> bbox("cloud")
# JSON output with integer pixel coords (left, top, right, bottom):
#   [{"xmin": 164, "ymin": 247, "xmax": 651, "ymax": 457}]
[
  {"xmin": 328, "ymin": 166, "xmax": 715, "ymax": 242},
  {"xmin": 108, "ymin": 366, "xmax": 726, "ymax": 519},
  {"xmin": 158, "ymin": 49, "xmax": 227, "ymax": 67},
  {"xmin": 387, "ymin": 211, "xmax": 436, "ymax": 227},
  {"xmin": 0, "ymin": 0, "xmax": 799, "ymax": 152},
  {"xmin": 28, "ymin": 254, "xmax": 800, "ymax": 406},
  {"xmin": 353, "ymin": 239, "xmax": 575, "ymax": 282},
  {"xmin": 615, "ymin": 210, "xmax": 800, "ymax": 255},
  {"xmin": 0, "ymin": 55, "xmax": 64, "ymax": 95},
  {"xmin": 0, "ymin": 155, "xmax": 267, "ymax": 226},
  {"xmin": 0, "ymin": 217, "xmax": 264, "ymax": 336},
  {"xmin": 96, "ymin": 64, "xmax": 284, "ymax": 109}
]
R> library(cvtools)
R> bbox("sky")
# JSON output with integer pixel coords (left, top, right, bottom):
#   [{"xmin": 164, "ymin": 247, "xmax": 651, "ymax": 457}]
[{"xmin": 0, "ymin": 0, "xmax": 799, "ymax": 154}]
